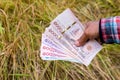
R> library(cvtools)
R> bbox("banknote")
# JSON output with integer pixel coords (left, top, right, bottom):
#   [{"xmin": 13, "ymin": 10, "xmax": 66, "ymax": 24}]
[
  {"xmin": 43, "ymin": 26, "xmax": 83, "ymax": 63},
  {"xmin": 50, "ymin": 8, "xmax": 102, "ymax": 66},
  {"xmin": 41, "ymin": 34, "xmax": 81, "ymax": 63},
  {"xmin": 40, "ymin": 8, "xmax": 102, "ymax": 66}
]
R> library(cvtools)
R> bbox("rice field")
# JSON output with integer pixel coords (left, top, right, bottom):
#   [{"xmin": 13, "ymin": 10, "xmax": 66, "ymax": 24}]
[{"xmin": 0, "ymin": 0, "xmax": 120, "ymax": 80}]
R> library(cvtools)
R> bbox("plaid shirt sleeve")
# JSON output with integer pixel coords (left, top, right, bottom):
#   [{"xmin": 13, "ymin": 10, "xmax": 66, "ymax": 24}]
[{"xmin": 99, "ymin": 16, "xmax": 120, "ymax": 44}]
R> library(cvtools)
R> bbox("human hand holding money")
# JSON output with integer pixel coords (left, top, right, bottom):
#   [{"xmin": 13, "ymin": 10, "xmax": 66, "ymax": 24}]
[
  {"xmin": 75, "ymin": 21, "xmax": 99, "ymax": 46},
  {"xmin": 40, "ymin": 8, "xmax": 102, "ymax": 66}
]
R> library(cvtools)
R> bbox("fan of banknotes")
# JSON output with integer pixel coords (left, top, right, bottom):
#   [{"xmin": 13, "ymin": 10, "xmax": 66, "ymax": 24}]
[{"xmin": 40, "ymin": 8, "xmax": 102, "ymax": 66}]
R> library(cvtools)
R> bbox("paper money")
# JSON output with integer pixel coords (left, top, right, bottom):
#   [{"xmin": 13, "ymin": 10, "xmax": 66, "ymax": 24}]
[{"xmin": 40, "ymin": 8, "xmax": 102, "ymax": 66}]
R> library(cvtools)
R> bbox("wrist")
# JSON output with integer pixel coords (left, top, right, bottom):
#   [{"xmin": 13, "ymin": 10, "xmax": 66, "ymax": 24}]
[{"xmin": 99, "ymin": 19, "xmax": 104, "ymax": 43}]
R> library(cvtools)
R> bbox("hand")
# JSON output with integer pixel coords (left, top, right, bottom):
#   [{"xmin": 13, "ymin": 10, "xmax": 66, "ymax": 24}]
[{"xmin": 75, "ymin": 21, "xmax": 99, "ymax": 47}]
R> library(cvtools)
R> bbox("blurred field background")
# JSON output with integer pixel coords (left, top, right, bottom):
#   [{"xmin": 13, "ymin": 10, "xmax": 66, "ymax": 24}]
[{"xmin": 0, "ymin": 0, "xmax": 120, "ymax": 80}]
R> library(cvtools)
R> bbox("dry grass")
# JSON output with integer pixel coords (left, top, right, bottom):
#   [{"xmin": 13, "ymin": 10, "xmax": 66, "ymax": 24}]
[{"xmin": 0, "ymin": 0, "xmax": 120, "ymax": 80}]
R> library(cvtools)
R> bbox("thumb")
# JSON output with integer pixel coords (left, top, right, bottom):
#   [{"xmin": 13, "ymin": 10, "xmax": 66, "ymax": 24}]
[{"xmin": 74, "ymin": 32, "xmax": 88, "ymax": 47}]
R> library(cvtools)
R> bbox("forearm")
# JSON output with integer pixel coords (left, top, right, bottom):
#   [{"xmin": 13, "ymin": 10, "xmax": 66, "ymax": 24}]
[{"xmin": 99, "ymin": 16, "xmax": 120, "ymax": 44}]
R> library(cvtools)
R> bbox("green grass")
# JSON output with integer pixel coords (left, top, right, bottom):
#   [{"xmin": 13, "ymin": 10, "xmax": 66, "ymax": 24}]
[{"xmin": 0, "ymin": 0, "xmax": 120, "ymax": 80}]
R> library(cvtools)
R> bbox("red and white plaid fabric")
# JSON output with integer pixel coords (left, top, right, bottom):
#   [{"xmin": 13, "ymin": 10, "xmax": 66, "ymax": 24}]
[{"xmin": 99, "ymin": 16, "xmax": 120, "ymax": 43}]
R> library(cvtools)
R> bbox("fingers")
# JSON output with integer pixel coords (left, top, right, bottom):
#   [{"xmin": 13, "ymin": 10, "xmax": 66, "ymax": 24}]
[
  {"xmin": 74, "ymin": 32, "xmax": 88, "ymax": 47},
  {"xmin": 74, "ymin": 22, "xmax": 89, "ymax": 47},
  {"xmin": 74, "ymin": 23, "xmax": 88, "ymax": 47},
  {"xmin": 74, "ymin": 21, "xmax": 100, "ymax": 47}
]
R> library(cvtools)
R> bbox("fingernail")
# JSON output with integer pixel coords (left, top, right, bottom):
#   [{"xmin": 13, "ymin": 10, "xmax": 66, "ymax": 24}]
[{"xmin": 74, "ymin": 41, "xmax": 80, "ymax": 46}]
